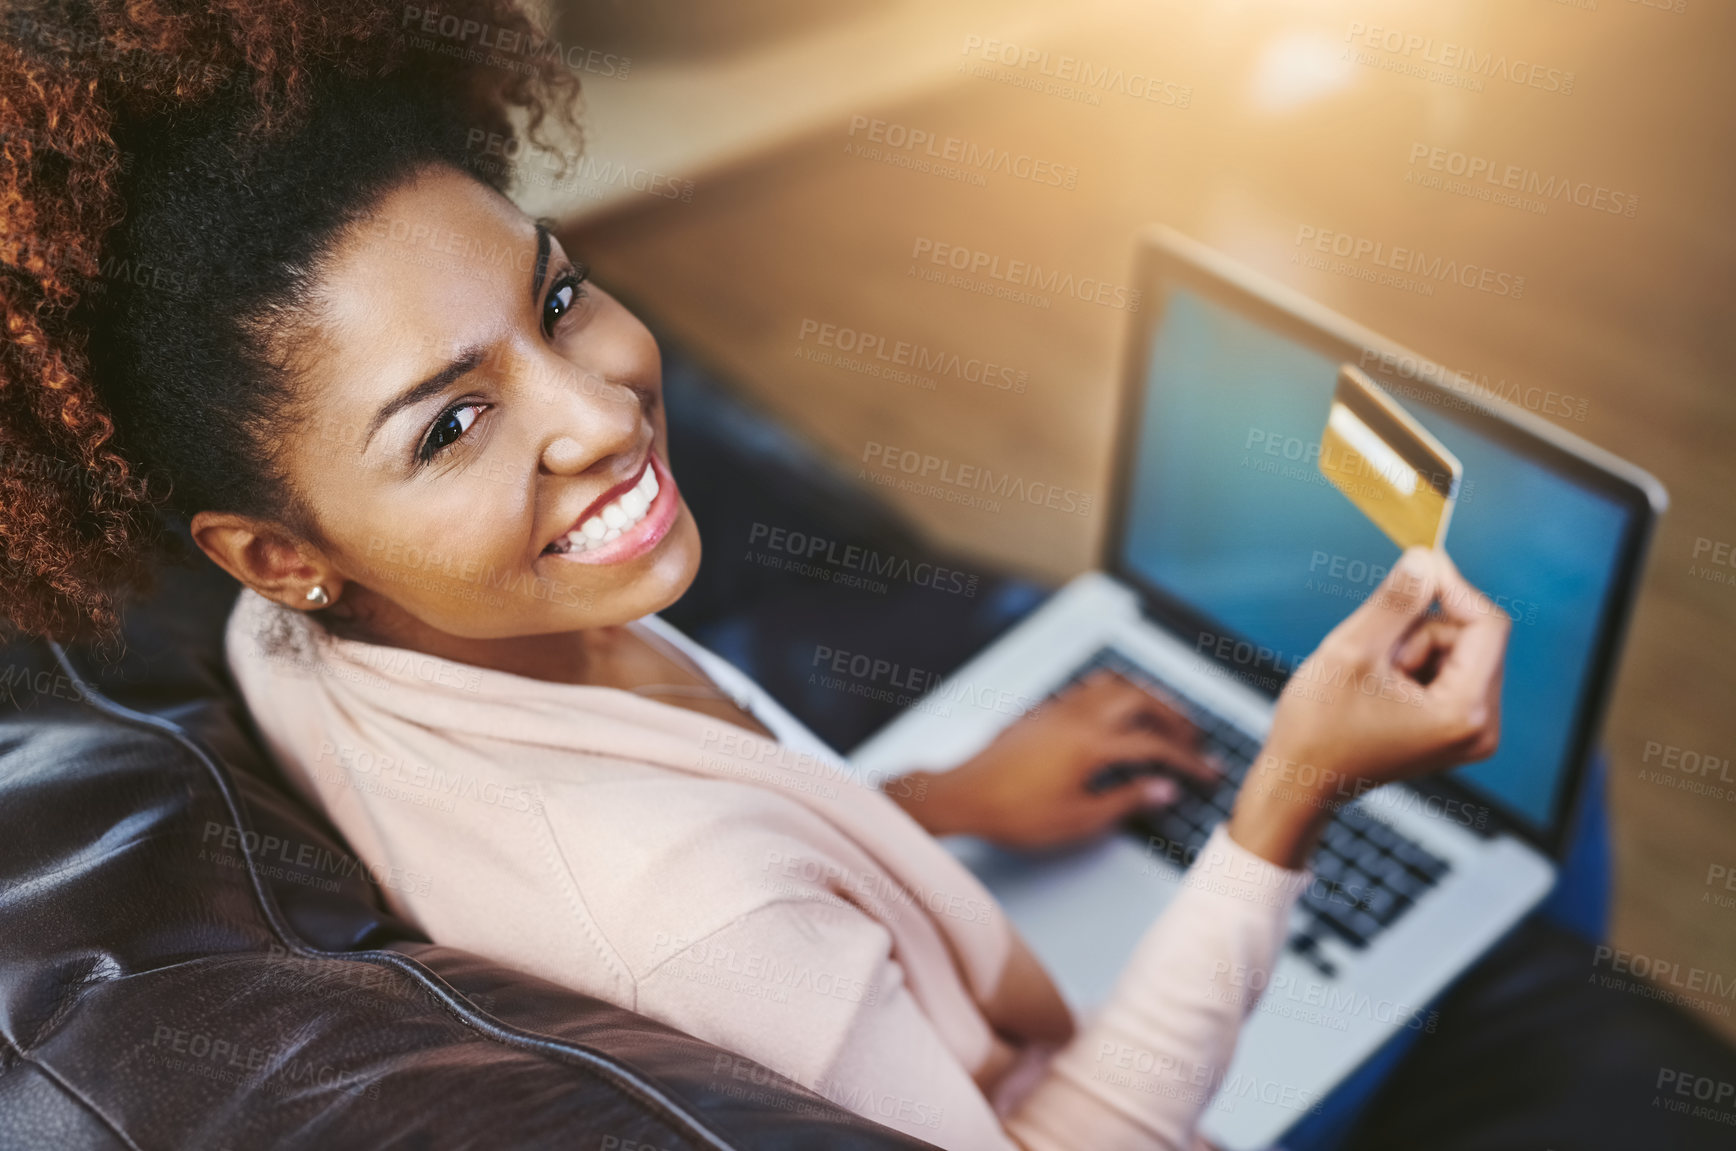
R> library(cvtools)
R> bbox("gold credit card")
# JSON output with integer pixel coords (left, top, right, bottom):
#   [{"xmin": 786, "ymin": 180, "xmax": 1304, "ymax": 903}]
[{"xmin": 1319, "ymin": 364, "xmax": 1462, "ymax": 550}]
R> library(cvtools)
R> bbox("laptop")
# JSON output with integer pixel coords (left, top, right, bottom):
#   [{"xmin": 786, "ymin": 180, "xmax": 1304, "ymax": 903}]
[{"xmin": 849, "ymin": 226, "xmax": 1667, "ymax": 1150}]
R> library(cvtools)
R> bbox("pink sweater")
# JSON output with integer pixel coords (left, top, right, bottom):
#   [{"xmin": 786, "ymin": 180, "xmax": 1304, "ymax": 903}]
[{"xmin": 226, "ymin": 590, "xmax": 1308, "ymax": 1149}]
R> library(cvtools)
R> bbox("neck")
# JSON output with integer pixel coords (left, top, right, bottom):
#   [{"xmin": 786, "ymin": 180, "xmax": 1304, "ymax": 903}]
[{"xmin": 318, "ymin": 584, "xmax": 620, "ymax": 685}]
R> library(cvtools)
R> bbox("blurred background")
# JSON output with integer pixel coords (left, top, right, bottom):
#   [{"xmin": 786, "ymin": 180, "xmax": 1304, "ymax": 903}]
[{"xmin": 511, "ymin": 0, "xmax": 1734, "ymax": 1040}]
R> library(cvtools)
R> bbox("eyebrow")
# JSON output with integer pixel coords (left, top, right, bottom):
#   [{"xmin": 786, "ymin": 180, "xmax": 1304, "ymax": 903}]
[
  {"xmin": 363, "ymin": 221, "xmax": 557, "ymax": 455},
  {"xmin": 362, "ymin": 345, "xmax": 488, "ymax": 454},
  {"xmin": 531, "ymin": 219, "xmax": 553, "ymax": 305}
]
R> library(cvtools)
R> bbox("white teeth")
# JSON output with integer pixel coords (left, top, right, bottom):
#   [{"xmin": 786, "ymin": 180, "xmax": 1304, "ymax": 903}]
[{"xmin": 549, "ymin": 462, "xmax": 662, "ymax": 555}]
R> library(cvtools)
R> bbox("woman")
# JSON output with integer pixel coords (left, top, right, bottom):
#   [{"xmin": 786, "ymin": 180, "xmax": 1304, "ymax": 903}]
[{"xmin": 1, "ymin": 2, "xmax": 1508, "ymax": 1147}]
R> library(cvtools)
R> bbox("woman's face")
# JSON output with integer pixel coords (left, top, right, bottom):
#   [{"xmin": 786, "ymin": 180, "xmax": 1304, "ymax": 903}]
[{"xmin": 260, "ymin": 164, "xmax": 700, "ymax": 640}]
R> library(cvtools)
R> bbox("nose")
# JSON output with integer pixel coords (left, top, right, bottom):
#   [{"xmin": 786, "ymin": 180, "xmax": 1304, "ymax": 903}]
[{"xmin": 532, "ymin": 357, "xmax": 646, "ymax": 477}]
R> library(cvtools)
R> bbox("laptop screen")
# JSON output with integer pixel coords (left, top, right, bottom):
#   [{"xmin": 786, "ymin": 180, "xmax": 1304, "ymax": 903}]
[{"xmin": 1120, "ymin": 285, "xmax": 1635, "ymax": 841}]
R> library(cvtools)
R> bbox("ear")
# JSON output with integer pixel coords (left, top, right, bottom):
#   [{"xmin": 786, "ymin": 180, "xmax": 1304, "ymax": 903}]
[{"xmin": 189, "ymin": 510, "xmax": 340, "ymax": 611}]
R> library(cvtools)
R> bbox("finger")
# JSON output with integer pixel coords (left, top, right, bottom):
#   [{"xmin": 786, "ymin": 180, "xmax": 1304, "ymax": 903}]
[
  {"xmin": 1062, "ymin": 668, "xmax": 1128, "ymax": 713},
  {"xmin": 1070, "ymin": 673, "xmax": 1199, "ymax": 739},
  {"xmin": 1098, "ymin": 732, "xmax": 1221, "ymax": 788},
  {"xmin": 1081, "ymin": 775, "xmax": 1181, "ymax": 828},
  {"xmin": 1394, "ymin": 617, "xmax": 1461, "ymax": 675},
  {"xmin": 1429, "ymin": 603, "xmax": 1510, "ymax": 714},
  {"xmin": 1338, "ymin": 547, "xmax": 1442, "ymax": 651},
  {"xmin": 1098, "ymin": 681, "xmax": 1199, "ymax": 740},
  {"xmin": 1429, "ymin": 549, "xmax": 1502, "ymax": 628}
]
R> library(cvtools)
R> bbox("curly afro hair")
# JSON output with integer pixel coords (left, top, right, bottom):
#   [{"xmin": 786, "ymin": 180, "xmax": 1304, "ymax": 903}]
[{"xmin": 0, "ymin": 0, "xmax": 583, "ymax": 643}]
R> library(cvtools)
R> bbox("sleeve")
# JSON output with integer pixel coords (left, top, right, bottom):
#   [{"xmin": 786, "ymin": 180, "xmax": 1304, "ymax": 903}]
[
  {"xmin": 635, "ymin": 824, "xmax": 1307, "ymax": 1151},
  {"xmin": 635, "ymin": 896, "xmax": 1022, "ymax": 1149},
  {"xmin": 1002, "ymin": 823, "xmax": 1311, "ymax": 1151}
]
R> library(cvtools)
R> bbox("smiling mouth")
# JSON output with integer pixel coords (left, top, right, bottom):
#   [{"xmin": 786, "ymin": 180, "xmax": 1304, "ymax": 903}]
[{"xmin": 543, "ymin": 456, "xmax": 663, "ymax": 557}]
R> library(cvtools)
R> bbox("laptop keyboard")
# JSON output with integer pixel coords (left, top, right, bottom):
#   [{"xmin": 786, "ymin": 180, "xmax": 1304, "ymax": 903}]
[{"xmin": 1058, "ymin": 647, "xmax": 1452, "ymax": 978}]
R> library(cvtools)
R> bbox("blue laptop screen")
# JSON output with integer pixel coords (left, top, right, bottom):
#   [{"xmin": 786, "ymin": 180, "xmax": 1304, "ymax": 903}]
[{"xmin": 1121, "ymin": 287, "xmax": 1630, "ymax": 838}]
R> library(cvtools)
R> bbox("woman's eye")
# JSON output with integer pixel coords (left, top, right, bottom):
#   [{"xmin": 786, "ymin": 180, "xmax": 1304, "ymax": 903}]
[
  {"xmin": 418, "ymin": 402, "xmax": 484, "ymax": 464},
  {"xmin": 542, "ymin": 266, "xmax": 588, "ymax": 337}
]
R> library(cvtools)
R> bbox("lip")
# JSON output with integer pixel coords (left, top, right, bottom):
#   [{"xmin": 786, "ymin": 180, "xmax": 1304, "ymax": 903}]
[{"xmin": 541, "ymin": 451, "xmax": 680, "ymax": 566}]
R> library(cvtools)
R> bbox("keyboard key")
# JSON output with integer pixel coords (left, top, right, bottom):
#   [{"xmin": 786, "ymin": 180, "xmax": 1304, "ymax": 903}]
[
  {"xmin": 1363, "ymin": 886, "xmax": 1410, "ymax": 925},
  {"xmin": 1362, "ymin": 817, "xmax": 1403, "ymax": 850},
  {"xmin": 1311, "ymin": 908, "xmax": 1370, "ymax": 950},
  {"xmin": 1287, "ymin": 931, "xmax": 1341, "ymax": 977},
  {"xmin": 1353, "ymin": 839, "xmax": 1390, "ymax": 873},
  {"xmin": 1386, "ymin": 868, "xmax": 1433, "ymax": 901}
]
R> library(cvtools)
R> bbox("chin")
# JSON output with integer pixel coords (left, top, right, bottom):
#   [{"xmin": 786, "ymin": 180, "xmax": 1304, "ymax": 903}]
[{"xmin": 579, "ymin": 507, "xmax": 702, "ymax": 628}]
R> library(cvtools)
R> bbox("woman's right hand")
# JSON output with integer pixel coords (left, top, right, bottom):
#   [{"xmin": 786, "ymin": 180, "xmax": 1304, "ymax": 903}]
[{"xmin": 1227, "ymin": 546, "xmax": 1512, "ymax": 870}]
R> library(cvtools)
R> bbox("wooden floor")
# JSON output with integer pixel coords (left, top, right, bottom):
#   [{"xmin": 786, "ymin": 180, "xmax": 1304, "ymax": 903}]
[{"xmin": 558, "ymin": 0, "xmax": 1736, "ymax": 1039}]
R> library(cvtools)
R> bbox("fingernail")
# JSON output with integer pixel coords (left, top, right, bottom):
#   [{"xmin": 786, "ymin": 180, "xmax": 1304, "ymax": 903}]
[{"xmin": 1143, "ymin": 778, "xmax": 1179, "ymax": 805}]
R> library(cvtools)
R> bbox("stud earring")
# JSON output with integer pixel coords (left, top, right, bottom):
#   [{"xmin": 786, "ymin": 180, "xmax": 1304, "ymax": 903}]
[{"xmin": 305, "ymin": 585, "xmax": 331, "ymax": 608}]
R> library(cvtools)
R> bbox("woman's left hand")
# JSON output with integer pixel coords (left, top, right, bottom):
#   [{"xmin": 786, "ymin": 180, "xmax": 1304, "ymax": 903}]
[{"xmin": 881, "ymin": 670, "xmax": 1220, "ymax": 850}]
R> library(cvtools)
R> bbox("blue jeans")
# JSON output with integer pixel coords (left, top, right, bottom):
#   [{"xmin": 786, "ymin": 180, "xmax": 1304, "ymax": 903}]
[{"xmin": 1276, "ymin": 752, "xmax": 1613, "ymax": 1151}]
